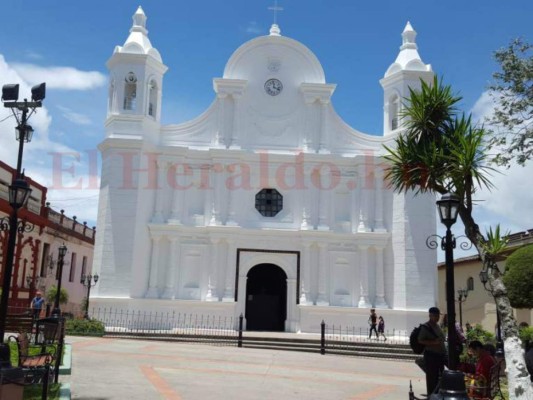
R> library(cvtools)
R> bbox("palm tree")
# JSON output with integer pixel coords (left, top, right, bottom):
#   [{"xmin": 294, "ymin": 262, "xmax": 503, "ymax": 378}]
[{"xmin": 383, "ymin": 76, "xmax": 532, "ymax": 397}]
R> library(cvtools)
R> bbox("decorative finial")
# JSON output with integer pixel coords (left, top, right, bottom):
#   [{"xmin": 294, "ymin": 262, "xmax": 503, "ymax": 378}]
[
  {"xmin": 269, "ymin": 24, "xmax": 281, "ymax": 36},
  {"xmin": 131, "ymin": 6, "xmax": 148, "ymax": 34},
  {"xmin": 401, "ymin": 21, "xmax": 417, "ymax": 50}
]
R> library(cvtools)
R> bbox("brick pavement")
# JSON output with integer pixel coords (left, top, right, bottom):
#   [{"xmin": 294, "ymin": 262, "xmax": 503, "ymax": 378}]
[{"xmin": 64, "ymin": 336, "xmax": 426, "ymax": 400}]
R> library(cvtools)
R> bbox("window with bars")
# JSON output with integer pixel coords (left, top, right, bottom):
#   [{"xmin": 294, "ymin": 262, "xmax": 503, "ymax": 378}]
[{"xmin": 255, "ymin": 188, "xmax": 283, "ymax": 217}]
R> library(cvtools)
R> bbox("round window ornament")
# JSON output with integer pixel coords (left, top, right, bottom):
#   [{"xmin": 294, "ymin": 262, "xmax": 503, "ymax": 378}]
[
  {"xmin": 125, "ymin": 72, "xmax": 137, "ymax": 83},
  {"xmin": 264, "ymin": 79, "xmax": 283, "ymax": 96}
]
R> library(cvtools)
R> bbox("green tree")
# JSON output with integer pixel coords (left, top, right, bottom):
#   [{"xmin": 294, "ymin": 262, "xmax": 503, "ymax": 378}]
[
  {"xmin": 487, "ymin": 38, "xmax": 533, "ymax": 166},
  {"xmin": 502, "ymin": 244, "xmax": 533, "ymax": 309},
  {"xmin": 383, "ymin": 76, "xmax": 532, "ymax": 397},
  {"xmin": 46, "ymin": 286, "xmax": 69, "ymax": 305}
]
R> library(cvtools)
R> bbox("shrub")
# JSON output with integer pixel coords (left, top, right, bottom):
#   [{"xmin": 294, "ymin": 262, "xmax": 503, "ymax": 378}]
[
  {"xmin": 502, "ymin": 244, "xmax": 533, "ymax": 309},
  {"xmin": 519, "ymin": 326, "xmax": 533, "ymax": 345},
  {"xmin": 65, "ymin": 318, "xmax": 105, "ymax": 336},
  {"xmin": 466, "ymin": 324, "xmax": 495, "ymax": 345}
]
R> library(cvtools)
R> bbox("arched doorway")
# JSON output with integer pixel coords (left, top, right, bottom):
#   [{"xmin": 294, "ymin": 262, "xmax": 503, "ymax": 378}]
[{"xmin": 245, "ymin": 264, "xmax": 287, "ymax": 331}]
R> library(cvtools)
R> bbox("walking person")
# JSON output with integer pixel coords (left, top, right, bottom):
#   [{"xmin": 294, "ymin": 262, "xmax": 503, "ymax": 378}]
[
  {"xmin": 30, "ymin": 291, "xmax": 45, "ymax": 322},
  {"xmin": 368, "ymin": 308, "xmax": 378, "ymax": 339},
  {"xmin": 418, "ymin": 307, "xmax": 446, "ymax": 396},
  {"xmin": 377, "ymin": 316, "xmax": 387, "ymax": 341}
]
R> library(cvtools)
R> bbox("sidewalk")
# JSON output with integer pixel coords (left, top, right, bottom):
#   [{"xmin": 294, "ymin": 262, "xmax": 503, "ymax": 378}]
[{"xmin": 65, "ymin": 335, "xmax": 426, "ymax": 400}]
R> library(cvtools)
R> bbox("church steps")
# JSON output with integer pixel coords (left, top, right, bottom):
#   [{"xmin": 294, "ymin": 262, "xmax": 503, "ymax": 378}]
[{"xmin": 102, "ymin": 332, "xmax": 417, "ymax": 361}]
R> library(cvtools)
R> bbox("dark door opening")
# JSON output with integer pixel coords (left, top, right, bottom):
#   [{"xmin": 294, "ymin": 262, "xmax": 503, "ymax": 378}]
[{"xmin": 245, "ymin": 264, "xmax": 287, "ymax": 331}]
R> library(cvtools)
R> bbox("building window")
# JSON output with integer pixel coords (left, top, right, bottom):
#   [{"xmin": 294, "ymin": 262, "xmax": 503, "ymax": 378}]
[
  {"xmin": 467, "ymin": 276, "xmax": 474, "ymax": 291},
  {"xmin": 81, "ymin": 256, "xmax": 87, "ymax": 278},
  {"xmin": 40, "ymin": 243, "xmax": 50, "ymax": 278},
  {"xmin": 69, "ymin": 253, "xmax": 77, "ymax": 282},
  {"xmin": 148, "ymin": 80, "xmax": 157, "ymax": 117},
  {"xmin": 123, "ymin": 72, "xmax": 137, "ymax": 111},
  {"xmin": 255, "ymin": 188, "xmax": 283, "ymax": 217},
  {"xmin": 389, "ymin": 94, "xmax": 400, "ymax": 131}
]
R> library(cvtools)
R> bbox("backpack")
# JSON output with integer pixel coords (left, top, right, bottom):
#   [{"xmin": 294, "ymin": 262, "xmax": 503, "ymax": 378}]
[
  {"xmin": 410, "ymin": 323, "xmax": 439, "ymax": 354},
  {"xmin": 409, "ymin": 325, "xmax": 426, "ymax": 354}
]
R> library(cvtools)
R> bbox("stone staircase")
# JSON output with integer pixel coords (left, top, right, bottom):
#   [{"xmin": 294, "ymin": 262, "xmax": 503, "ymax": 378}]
[
  {"xmin": 104, "ymin": 330, "xmax": 418, "ymax": 362},
  {"xmin": 241, "ymin": 335, "xmax": 418, "ymax": 361}
]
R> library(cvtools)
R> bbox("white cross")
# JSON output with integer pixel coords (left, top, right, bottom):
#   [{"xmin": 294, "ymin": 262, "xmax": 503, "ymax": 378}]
[{"xmin": 268, "ymin": 0, "xmax": 283, "ymax": 25}]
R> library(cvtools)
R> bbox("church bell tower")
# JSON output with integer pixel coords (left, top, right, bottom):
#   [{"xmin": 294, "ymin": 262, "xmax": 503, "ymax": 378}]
[
  {"xmin": 380, "ymin": 22, "xmax": 433, "ymax": 135},
  {"xmin": 105, "ymin": 6, "xmax": 168, "ymax": 140}
]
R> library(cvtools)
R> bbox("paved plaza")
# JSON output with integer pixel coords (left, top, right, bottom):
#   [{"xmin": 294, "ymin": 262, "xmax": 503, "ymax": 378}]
[{"xmin": 65, "ymin": 336, "xmax": 426, "ymax": 400}]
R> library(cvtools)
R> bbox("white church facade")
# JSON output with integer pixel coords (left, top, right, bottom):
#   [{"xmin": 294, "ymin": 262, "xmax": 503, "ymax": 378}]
[{"xmin": 91, "ymin": 7, "xmax": 437, "ymax": 333}]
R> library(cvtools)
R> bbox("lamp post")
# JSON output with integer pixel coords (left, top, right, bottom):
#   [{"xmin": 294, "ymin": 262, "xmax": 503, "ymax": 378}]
[
  {"xmin": 479, "ymin": 269, "xmax": 504, "ymax": 355},
  {"xmin": 52, "ymin": 245, "xmax": 68, "ymax": 316},
  {"xmin": 457, "ymin": 288, "xmax": 469, "ymax": 329},
  {"xmin": 436, "ymin": 192, "xmax": 460, "ymax": 371},
  {"xmin": 80, "ymin": 273, "xmax": 99, "ymax": 319},
  {"xmin": 0, "ymin": 83, "xmax": 45, "ymax": 345}
]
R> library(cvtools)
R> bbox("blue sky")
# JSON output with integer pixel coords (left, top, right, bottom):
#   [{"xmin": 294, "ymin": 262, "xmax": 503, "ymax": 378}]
[{"xmin": 1, "ymin": 0, "xmax": 532, "ymax": 252}]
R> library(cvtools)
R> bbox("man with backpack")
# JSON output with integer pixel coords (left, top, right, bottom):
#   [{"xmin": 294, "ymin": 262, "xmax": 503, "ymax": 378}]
[{"xmin": 417, "ymin": 307, "xmax": 446, "ymax": 396}]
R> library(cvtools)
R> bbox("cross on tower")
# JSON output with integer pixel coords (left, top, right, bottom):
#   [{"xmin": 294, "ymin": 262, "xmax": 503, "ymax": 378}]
[{"xmin": 268, "ymin": 0, "xmax": 283, "ymax": 25}]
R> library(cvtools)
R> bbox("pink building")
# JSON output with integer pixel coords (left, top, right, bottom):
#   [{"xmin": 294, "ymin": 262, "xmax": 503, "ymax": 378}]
[{"xmin": 0, "ymin": 160, "xmax": 96, "ymax": 317}]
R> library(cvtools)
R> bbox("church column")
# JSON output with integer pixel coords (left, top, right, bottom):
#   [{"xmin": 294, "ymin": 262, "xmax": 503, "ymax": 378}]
[
  {"xmin": 230, "ymin": 93, "xmax": 242, "ymax": 148},
  {"xmin": 146, "ymin": 236, "xmax": 162, "ymax": 298},
  {"xmin": 374, "ymin": 166, "xmax": 386, "ymax": 232},
  {"xmin": 318, "ymin": 99, "xmax": 329, "ymax": 152},
  {"xmin": 217, "ymin": 93, "xmax": 229, "ymax": 148},
  {"xmin": 169, "ymin": 158, "xmax": 187, "ymax": 224},
  {"xmin": 209, "ymin": 163, "xmax": 222, "ymax": 225},
  {"xmin": 151, "ymin": 160, "xmax": 166, "ymax": 223},
  {"xmin": 299, "ymin": 242, "xmax": 311, "ymax": 305},
  {"xmin": 286, "ymin": 277, "xmax": 297, "ymax": 331},
  {"xmin": 357, "ymin": 163, "xmax": 371, "ymax": 232},
  {"xmin": 317, "ymin": 168, "xmax": 332, "ymax": 231},
  {"xmin": 316, "ymin": 243, "xmax": 329, "ymax": 306},
  {"xmin": 222, "ymin": 240, "xmax": 236, "ymax": 301},
  {"xmin": 357, "ymin": 244, "xmax": 370, "ymax": 307},
  {"xmin": 225, "ymin": 168, "xmax": 237, "ymax": 226},
  {"xmin": 374, "ymin": 245, "xmax": 388, "ymax": 308},
  {"xmin": 162, "ymin": 237, "xmax": 179, "ymax": 299},
  {"xmin": 206, "ymin": 238, "xmax": 220, "ymax": 301},
  {"xmin": 350, "ymin": 170, "xmax": 359, "ymax": 233}
]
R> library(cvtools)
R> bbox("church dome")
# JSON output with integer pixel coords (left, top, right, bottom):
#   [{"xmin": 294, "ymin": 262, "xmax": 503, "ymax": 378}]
[{"xmin": 223, "ymin": 24, "xmax": 326, "ymax": 85}]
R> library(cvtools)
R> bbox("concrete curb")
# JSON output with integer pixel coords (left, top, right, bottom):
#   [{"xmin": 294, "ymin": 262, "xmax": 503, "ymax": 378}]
[
  {"xmin": 59, "ymin": 382, "xmax": 70, "ymax": 400},
  {"xmin": 59, "ymin": 344, "xmax": 71, "ymax": 375}
]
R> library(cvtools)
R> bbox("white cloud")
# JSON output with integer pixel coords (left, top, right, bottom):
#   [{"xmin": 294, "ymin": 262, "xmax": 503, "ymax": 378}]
[
  {"xmin": 244, "ymin": 21, "xmax": 263, "ymax": 35},
  {"xmin": 471, "ymin": 91, "xmax": 496, "ymax": 125},
  {"xmin": 11, "ymin": 63, "xmax": 106, "ymax": 90},
  {"xmin": 468, "ymin": 91, "xmax": 533, "ymax": 233},
  {"xmin": 56, "ymin": 105, "xmax": 92, "ymax": 125},
  {"xmin": 24, "ymin": 51, "xmax": 44, "ymax": 61},
  {"xmin": 0, "ymin": 54, "xmax": 100, "ymax": 225}
]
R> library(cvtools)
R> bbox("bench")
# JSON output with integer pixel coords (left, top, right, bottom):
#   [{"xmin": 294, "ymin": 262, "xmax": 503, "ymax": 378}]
[
  {"xmin": 5, "ymin": 313, "xmax": 33, "ymax": 335},
  {"xmin": 8, "ymin": 332, "xmax": 55, "ymax": 371}
]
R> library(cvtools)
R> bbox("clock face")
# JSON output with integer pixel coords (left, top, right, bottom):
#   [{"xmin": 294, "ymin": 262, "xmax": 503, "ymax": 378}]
[{"xmin": 264, "ymin": 79, "xmax": 283, "ymax": 96}]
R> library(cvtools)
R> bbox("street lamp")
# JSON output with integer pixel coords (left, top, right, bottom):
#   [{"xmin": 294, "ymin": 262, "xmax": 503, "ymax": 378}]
[
  {"xmin": 479, "ymin": 268, "xmax": 504, "ymax": 355},
  {"xmin": 0, "ymin": 82, "xmax": 45, "ymax": 345},
  {"xmin": 457, "ymin": 288, "xmax": 469, "ymax": 329},
  {"xmin": 80, "ymin": 273, "xmax": 99, "ymax": 319},
  {"xmin": 52, "ymin": 244, "xmax": 68, "ymax": 316},
  {"xmin": 436, "ymin": 192, "xmax": 460, "ymax": 370}
]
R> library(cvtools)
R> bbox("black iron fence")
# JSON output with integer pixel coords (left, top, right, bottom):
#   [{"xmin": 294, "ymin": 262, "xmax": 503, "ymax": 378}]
[
  {"xmin": 89, "ymin": 308, "xmax": 240, "ymax": 347},
  {"xmin": 85, "ymin": 308, "xmax": 413, "ymax": 360}
]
